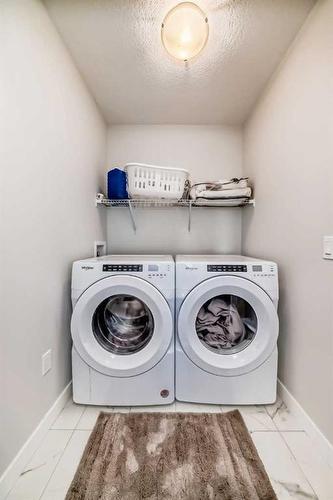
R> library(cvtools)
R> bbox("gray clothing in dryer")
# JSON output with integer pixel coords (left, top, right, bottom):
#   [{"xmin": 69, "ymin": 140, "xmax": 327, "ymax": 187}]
[{"xmin": 196, "ymin": 298, "xmax": 247, "ymax": 350}]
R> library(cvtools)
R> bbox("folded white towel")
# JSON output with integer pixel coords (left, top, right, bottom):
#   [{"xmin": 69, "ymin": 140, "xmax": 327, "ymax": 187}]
[
  {"xmin": 194, "ymin": 198, "xmax": 250, "ymax": 207},
  {"xmin": 215, "ymin": 178, "xmax": 249, "ymax": 190},
  {"xmin": 195, "ymin": 187, "xmax": 252, "ymax": 200},
  {"xmin": 190, "ymin": 178, "xmax": 250, "ymax": 200}
]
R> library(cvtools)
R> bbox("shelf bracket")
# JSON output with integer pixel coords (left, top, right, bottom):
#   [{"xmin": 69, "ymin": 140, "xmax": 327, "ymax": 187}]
[
  {"xmin": 188, "ymin": 201, "xmax": 192, "ymax": 232},
  {"xmin": 127, "ymin": 200, "xmax": 137, "ymax": 232}
]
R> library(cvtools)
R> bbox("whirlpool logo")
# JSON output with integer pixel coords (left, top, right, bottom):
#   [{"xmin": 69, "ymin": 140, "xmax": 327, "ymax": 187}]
[
  {"xmin": 185, "ymin": 265, "xmax": 198, "ymax": 271},
  {"xmin": 81, "ymin": 265, "xmax": 94, "ymax": 270}
]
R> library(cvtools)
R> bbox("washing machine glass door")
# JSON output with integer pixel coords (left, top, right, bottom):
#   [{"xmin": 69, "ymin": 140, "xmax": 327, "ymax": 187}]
[
  {"xmin": 178, "ymin": 276, "xmax": 278, "ymax": 376},
  {"xmin": 71, "ymin": 275, "xmax": 173, "ymax": 377}
]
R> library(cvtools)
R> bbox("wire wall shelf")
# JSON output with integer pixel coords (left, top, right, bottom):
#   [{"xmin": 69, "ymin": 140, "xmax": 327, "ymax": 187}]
[
  {"xmin": 96, "ymin": 195, "xmax": 255, "ymax": 232},
  {"xmin": 97, "ymin": 198, "xmax": 190, "ymax": 208}
]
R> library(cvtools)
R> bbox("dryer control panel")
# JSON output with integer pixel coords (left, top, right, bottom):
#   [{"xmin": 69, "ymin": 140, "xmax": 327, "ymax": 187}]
[{"xmin": 207, "ymin": 265, "xmax": 247, "ymax": 272}]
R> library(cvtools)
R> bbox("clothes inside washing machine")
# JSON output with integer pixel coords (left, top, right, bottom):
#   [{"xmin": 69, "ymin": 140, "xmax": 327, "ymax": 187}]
[
  {"xmin": 92, "ymin": 294, "xmax": 154, "ymax": 354},
  {"xmin": 196, "ymin": 295, "xmax": 257, "ymax": 354}
]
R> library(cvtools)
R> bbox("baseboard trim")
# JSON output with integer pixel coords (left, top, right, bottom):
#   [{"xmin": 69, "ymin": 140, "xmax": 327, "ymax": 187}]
[
  {"xmin": 0, "ymin": 382, "xmax": 72, "ymax": 499},
  {"xmin": 277, "ymin": 379, "xmax": 333, "ymax": 468}
]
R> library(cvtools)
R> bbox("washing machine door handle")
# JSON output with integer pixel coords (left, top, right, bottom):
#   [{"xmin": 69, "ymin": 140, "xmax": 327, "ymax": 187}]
[
  {"xmin": 178, "ymin": 275, "xmax": 278, "ymax": 377},
  {"xmin": 71, "ymin": 275, "xmax": 173, "ymax": 377}
]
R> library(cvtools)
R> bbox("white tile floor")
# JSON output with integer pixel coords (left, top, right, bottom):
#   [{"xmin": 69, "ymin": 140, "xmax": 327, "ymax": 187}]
[{"xmin": 6, "ymin": 396, "xmax": 333, "ymax": 500}]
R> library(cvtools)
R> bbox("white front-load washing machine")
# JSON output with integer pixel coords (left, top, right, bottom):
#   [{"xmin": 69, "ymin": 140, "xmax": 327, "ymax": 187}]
[
  {"xmin": 176, "ymin": 255, "xmax": 279, "ymax": 405},
  {"xmin": 71, "ymin": 255, "xmax": 174, "ymax": 406}
]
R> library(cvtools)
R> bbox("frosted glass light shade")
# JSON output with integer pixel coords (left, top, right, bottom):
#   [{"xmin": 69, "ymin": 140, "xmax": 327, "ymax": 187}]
[{"xmin": 161, "ymin": 2, "xmax": 209, "ymax": 62}]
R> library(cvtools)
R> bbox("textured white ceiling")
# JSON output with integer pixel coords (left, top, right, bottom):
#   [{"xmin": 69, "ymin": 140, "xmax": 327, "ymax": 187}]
[{"xmin": 44, "ymin": 0, "xmax": 315, "ymax": 125}]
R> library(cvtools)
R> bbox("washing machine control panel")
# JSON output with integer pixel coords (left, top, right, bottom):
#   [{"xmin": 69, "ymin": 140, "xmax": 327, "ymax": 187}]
[
  {"xmin": 102, "ymin": 264, "xmax": 143, "ymax": 272},
  {"xmin": 207, "ymin": 265, "xmax": 247, "ymax": 272}
]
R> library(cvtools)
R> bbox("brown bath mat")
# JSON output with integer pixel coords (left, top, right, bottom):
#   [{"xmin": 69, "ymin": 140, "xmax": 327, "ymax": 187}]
[{"xmin": 66, "ymin": 410, "xmax": 276, "ymax": 500}]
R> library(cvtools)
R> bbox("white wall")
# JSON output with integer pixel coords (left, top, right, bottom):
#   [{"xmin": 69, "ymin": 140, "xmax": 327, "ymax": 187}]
[
  {"xmin": 242, "ymin": 0, "xmax": 333, "ymax": 443},
  {"xmin": 106, "ymin": 125, "xmax": 243, "ymax": 254},
  {"xmin": 0, "ymin": 0, "xmax": 106, "ymax": 474}
]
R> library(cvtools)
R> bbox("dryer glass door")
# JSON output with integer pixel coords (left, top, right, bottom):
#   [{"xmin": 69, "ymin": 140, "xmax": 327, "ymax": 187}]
[
  {"xmin": 196, "ymin": 295, "xmax": 257, "ymax": 355},
  {"xmin": 178, "ymin": 276, "xmax": 278, "ymax": 376},
  {"xmin": 71, "ymin": 275, "xmax": 172, "ymax": 377}
]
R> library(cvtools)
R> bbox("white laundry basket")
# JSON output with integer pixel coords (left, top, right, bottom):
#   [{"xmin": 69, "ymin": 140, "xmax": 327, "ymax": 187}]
[{"xmin": 125, "ymin": 163, "xmax": 189, "ymax": 200}]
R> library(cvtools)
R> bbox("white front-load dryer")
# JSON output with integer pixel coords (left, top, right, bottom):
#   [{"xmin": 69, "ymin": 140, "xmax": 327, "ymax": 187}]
[
  {"xmin": 176, "ymin": 255, "xmax": 279, "ymax": 405},
  {"xmin": 71, "ymin": 255, "xmax": 174, "ymax": 406}
]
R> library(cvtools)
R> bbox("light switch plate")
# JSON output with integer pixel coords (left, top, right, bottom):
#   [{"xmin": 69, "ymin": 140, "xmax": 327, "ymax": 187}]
[{"xmin": 323, "ymin": 236, "xmax": 333, "ymax": 260}]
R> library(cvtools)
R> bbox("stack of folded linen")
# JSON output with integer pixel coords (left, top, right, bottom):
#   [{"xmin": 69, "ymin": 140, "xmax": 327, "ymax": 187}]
[{"xmin": 190, "ymin": 177, "xmax": 252, "ymax": 206}]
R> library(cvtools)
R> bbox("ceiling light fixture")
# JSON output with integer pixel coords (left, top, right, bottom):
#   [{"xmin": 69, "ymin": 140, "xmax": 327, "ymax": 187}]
[{"xmin": 161, "ymin": 2, "xmax": 209, "ymax": 62}]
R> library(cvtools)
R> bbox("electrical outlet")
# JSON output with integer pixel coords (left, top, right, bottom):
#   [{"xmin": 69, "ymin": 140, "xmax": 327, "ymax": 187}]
[
  {"xmin": 323, "ymin": 236, "xmax": 333, "ymax": 260},
  {"xmin": 94, "ymin": 241, "xmax": 106, "ymax": 258},
  {"xmin": 42, "ymin": 349, "xmax": 52, "ymax": 376}
]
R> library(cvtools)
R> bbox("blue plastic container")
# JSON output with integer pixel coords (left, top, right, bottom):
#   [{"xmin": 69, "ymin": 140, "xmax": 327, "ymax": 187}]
[{"xmin": 107, "ymin": 168, "xmax": 128, "ymax": 199}]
